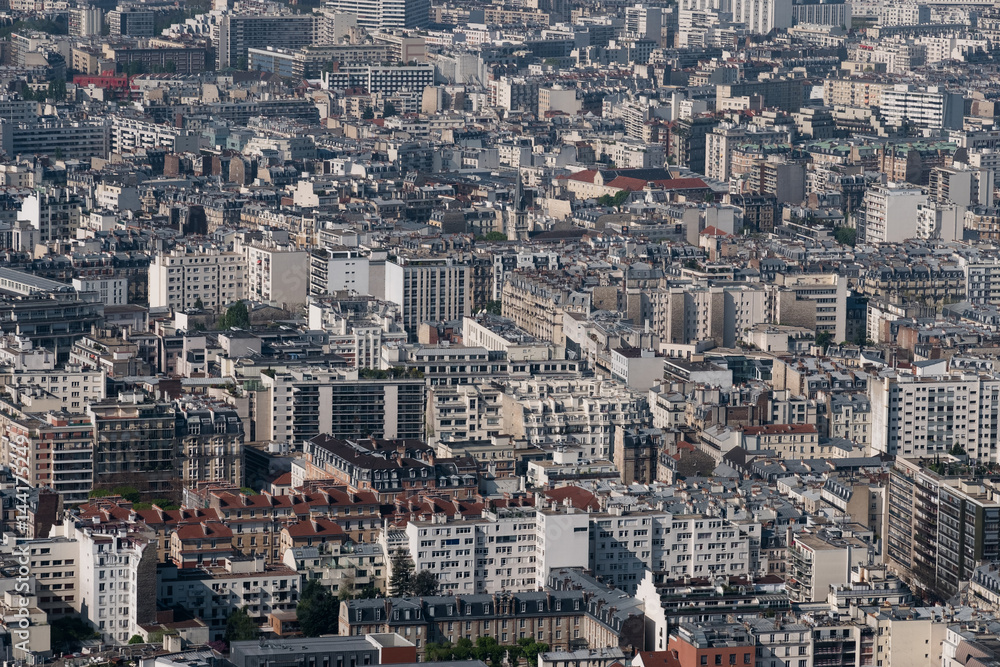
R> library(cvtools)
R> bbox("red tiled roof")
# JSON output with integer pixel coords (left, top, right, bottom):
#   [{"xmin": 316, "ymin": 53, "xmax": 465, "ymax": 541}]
[
  {"xmin": 284, "ymin": 518, "xmax": 347, "ymax": 538},
  {"xmin": 558, "ymin": 170, "xmax": 599, "ymax": 183},
  {"xmin": 544, "ymin": 486, "xmax": 601, "ymax": 511},
  {"xmin": 606, "ymin": 176, "xmax": 648, "ymax": 191},
  {"xmin": 175, "ymin": 521, "xmax": 233, "ymax": 540}
]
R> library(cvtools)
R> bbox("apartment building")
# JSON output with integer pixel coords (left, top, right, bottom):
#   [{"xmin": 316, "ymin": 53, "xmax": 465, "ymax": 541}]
[
  {"xmin": 259, "ymin": 369, "xmax": 425, "ymax": 444},
  {"xmin": 110, "ymin": 116, "xmax": 200, "ymax": 154},
  {"xmin": 341, "ymin": 573, "xmax": 645, "ymax": 653},
  {"xmin": 861, "ymin": 183, "xmax": 928, "ymax": 244},
  {"xmin": 822, "ymin": 78, "xmax": 887, "ymax": 108},
  {"xmin": 307, "ymin": 296, "xmax": 406, "ymax": 369},
  {"xmin": 786, "ymin": 526, "xmax": 871, "ymax": 603},
  {"xmin": 0, "ymin": 405, "xmax": 94, "ymax": 504},
  {"xmin": 961, "ymin": 258, "xmax": 1000, "ymax": 305},
  {"xmin": 323, "ymin": 0, "xmax": 430, "ymax": 30},
  {"xmin": 148, "ymin": 245, "xmax": 246, "ymax": 312},
  {"xmin": 11, "ymin": 119, "xmax": 111, "ymax": 160},
  {"xmin": 887, "ymin": 458, "xmax": 1000, "ymax": 598},
  {"xmin": 385, "ymin": 256, "xmax": 471, "ymax": 334},
  {"xmin": 310, "ymin": 248, "xmax": 370, "ymax": 296},
  {"xmin": 0, "ymin": 364, "xmax": 106, "ymax": 412},
  {"xmin": 174, "ymin": 399, "xmax": 243, "ymax": 488},
  {"xmin": 880, "ymin": 85, "xmax": 965, "ymax": 131},
  {"xmin": 426, "ymin": 383, "xmax": 505, "ymax": 443},
  {"xmin": 86, "ymin": 393, "xmax": 177, "ymax": 499},
  {"xmin": 301, "ymin": 435, "xmax": 476, "ymax": 502},
  {"xmin": 667, "ymin": 622, "xmax": 756, "ymax": 667},
  {"xmin": 324, "ymin": 64, "xmax": 435, "ymax": 95},
  {"xmin": 17, "ymin": 189, "xmax": 83, "ymax": 243},
  {"xmin": 501, "ymin": 271, "xmax": 591, "ymax": 349},
  {"xmin": 51, "ymin": 514, "xmax": 158, "ymax": 645},
  {"xmin": 406, "ymin": 507, "xmax": 538, "ymax": 594},
  {"xmin": 869, "ymin": 370, "xmax": 1000, "ymax": 460},
  {"xmin": 501, "ymin": 378, "xmax": 649, "ymax": 459},
  {"xmin": 771, "ymin": 273, "xmax": 848, "ymax": 342},
  {"xmin": 24, "ymin": 535, "xmax": 80, "ymax": 618},
  {"xmin": 240, "ymin": 241, "xmax": 310, "ymax": 309},
  {"xmin": 216, "ymin": 13, "xmax": 320, "ymax": 69},
  {"xmin": 158, "ymin": 557, "xmax": 302, "ymax": 640},
  {"xmin": 108, "ymin": 7, "xmax": 154, "ymax": 36}
]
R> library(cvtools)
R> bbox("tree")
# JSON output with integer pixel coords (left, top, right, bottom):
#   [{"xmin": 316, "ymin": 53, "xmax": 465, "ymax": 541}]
[
  {"xmin": 412, "ymin": 569, "xmax": 439, "ymax": 596},
  {"xmin": 361, "ymin": 106, "xmax": 375, "ymax": 120},
  {"xmin": 224, "ymin": 607, "xmax": 258, "ymax": 642},
  {"xmin": 220, "ymin": 300, "xmax": 250, "ymax": 329},
  {"xmin": 193, "ymin": 297, "xmax": 204, "ymax": 310},
  {"xmin": 482, "ymin": 300, "xmax": 502, "ymax": 315},
  {"xmin": 382, "ymin": 100, "xmax": 397, "ymax": 117},
  {"xmin": 112, "ymin": 485, "xmax": 140, "ymax": 503},
  {"xmin": 388, "ymin": 549, "xmax": 414, "ymax": 597},
  {"xmin": 834, "ymin": 226, "xmax": 857, "ymax": 247},
  {"xmin": 47, "ymin": 78, "xmax": 66, "ymax": 100},
  {"xmin": 478, "ymin": 231, "xmax": 508, "ymax": 242},
  {"xmin": 128, "ymin": 634, "xmax": 144, "ymax": 644},
  {"xmin": 50, "ymin": 616, "xmax": 99, "ymax": 654},
  {"xmin": 815, "ymin": 331, "xmax": 834, "ymax": 349},
  {"xmin": 297, "ymin": 579, "xmax": 339, "ymax": 636}
]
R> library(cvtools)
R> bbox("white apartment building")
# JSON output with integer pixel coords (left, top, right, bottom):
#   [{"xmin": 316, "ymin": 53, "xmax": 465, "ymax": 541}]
[
  {"xmin": 52, "ymin": 516, "xmax": 157, "ymax": 645},
  {"xmin": 148, "ymin": 246, "xmax": 246, "ymax": 312},
  {"xmin": 501, "ymin": 378, "xmax": 649, "ymax": 459},
  {"xmin": 592, "ymin": 511, "xmax": 751, "ymax": 593},
  {"xmin": 961, "ymin": 258, "xmax": 1000, "ymax": 305},
  {"xmin": 535, "ymin": 504, "xmax": 591, "ymax": 589},
  {"xmin": 240, "ymin": 242, "xmax": 310, "ymax": 309},
  {"xmin": 489, "ymin": 76, "xmax": 540, "ymax": 113},
  {"xmin": 879, "ymin": 85, "xmax": 965, "ymax": 131},
  {"xmin": 73, "ymin": 277, "xmax": 128, "ymax": 306},
  {"xmin": 384, "ymin": 257, "xmax": 471, "ymax": 333},
  {"xmin": 310, "ymin": 248, "xmax": 370, "ymax": 296},
  {"xmin": 18, "ymin": 189, "xmax": 83, "ymax": 243},
  {"xmin": 322, "ymin": 0, "xmax": 429, "ymax": 30},
  {"xmin": 427, "ymin": 384, "xmax": 505, "ymax": 443},
  {"xmin": 772, "ymin": 273, "xmax": 848, "ymax": 342},
  {"xmin": 0, "ymin": 366, "xmax": 107, "ymax": 408},
  {"xmin": 870, "ymin": 370, "xmax": 1000, "ymax": 461},
  {"xmin": 861, "ymin": 183, "xmax": 928, "ymax": 244},
  {"xmin": 732, "ymin": 0, "xmax": 793, "ymax": 33},
  {"xmin": 110, "ymin": 116, "xmax": 200, "ymax": 154},
  {"xmin": 406, "ymin": 508, "xmax": 538, "ymax": 595},
  {"xmin": 307, "ymin": 298, "xmax": 406, "ymax": 369}
]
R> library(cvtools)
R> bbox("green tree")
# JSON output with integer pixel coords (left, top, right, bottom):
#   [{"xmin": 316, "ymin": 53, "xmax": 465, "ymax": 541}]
[
  {"xmin": 412, "ymin": 569, "xmax": 439, "ymax": 596},
  {"xmin": 128, "ymin": 634, "xmax": 144, "ymax": 644},
  {"xmin": 484, "ymin": 300, "xmax": 503, "ymax": 315},
  {"xmin": 47, "ymin": 78, "xmax": 66, "ymax": 100},
  {"xmin": 382, "ymin": 100, "xmax": 397, "ymax": 117},
  {"xmin": 478, "ymin": 231, "xmax": 508, "ymax": 242},
  {"xmin": 834, "ymin": 226, "xmax": 857, "ymax": 247},
  {"xmin": 361, "ymin": 106, "xmax": 375, "ymax": 120},
  {"xmin": 224, "ymin": 607, "xmax": 259, "ymax": 642},
  {"xmin": 815, "ymin": 331, "xmax": 834, "ymax": 349},
  {"xmin": 193, "ymin": 297, "xmax": 204, "ymax": 310},
  {"xmin": 297, "ymin": 579, "xmax": 339, "ymax": 636},
  {"xmin": 124, "ymin": 61, "xmax": 145, "ymax": 76},
  {"xmin": 112, "ymin": 485, "xmax": 140, "ymax": 503},
  {"xmin": 388, "ymin": 549, "xmax": 414, "ymax": 597},
  {"xmin": 220, "ymin": 300, "xmax": 250, "ymax": 329}
]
